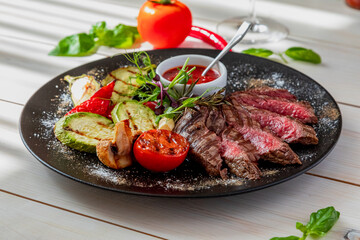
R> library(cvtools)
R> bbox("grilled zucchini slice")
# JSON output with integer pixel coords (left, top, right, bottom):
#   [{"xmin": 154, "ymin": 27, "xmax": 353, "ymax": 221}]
[
  {"xmin": 54, "ymin": 112, "xmax": 114, "ymax": 153},
  {"xmin": 111, "ymin": 100, "xmax": 157, "ymax": 135},
  {"xmin": 101, "ymin": 67, "xmax": 145, "ymax": 104}
]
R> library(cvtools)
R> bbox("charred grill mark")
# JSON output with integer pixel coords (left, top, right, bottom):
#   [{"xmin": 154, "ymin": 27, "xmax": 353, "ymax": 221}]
[
  {"xmin": 110, "ymin": 73, "xmax": 138, "ymax": 87},
  {"xmin": 96, "ymin": 121, "xmax": 113, "ymax": 129},
  {"xmin": 64, "ymin": 126, "xmax": 103, "ymax": 141}
]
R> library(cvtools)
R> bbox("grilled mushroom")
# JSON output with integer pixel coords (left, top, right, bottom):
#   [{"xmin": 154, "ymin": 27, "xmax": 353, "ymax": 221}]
[{"xmin": 96, "ymin": 120, "xmax": 133, "ymax": 169}]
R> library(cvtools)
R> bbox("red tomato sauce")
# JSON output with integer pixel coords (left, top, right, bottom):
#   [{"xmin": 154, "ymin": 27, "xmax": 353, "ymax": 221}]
[{"xmin": 163, "ymin": 65, "xmax": 220, "ymax": 84}]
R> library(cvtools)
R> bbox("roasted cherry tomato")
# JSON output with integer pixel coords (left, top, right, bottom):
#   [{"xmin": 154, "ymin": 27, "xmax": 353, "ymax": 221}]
[
  {"xmin": 137, "ymin": 0, "xmax": 192, "ymax": 49},
  {"xmin": 133, "ymin": 129, "xmax": 189, "ymax": 172}
]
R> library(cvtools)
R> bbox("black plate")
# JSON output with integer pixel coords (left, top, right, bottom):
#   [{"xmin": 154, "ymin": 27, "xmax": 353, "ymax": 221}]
[{"xmin": 20, "ymin": 49, "xmax": 342, "ymax": 197}]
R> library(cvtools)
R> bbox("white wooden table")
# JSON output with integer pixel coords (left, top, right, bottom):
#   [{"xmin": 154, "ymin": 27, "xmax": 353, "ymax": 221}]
[{"xmin": 1, "ymin": 0, "xmax": 360, "ymax": 239}]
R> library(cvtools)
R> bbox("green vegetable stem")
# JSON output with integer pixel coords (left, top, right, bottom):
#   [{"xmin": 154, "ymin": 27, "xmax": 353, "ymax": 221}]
[
  {"xmin": 270, "ymin": 206, "xmax": 340, "ymax": 240},
  {"xmin": 242, "ymin": 47, "xmax": 321, "ymax": 64},
  {"xmin": 49, "ymin": 21, "xmax": 140, "ymax": 56}
]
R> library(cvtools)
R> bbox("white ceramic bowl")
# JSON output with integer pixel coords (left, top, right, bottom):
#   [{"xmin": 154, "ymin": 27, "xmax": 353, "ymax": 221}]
[{"xmin": 156, "ymin": 54, "xmax": 227, "ymax": 96}]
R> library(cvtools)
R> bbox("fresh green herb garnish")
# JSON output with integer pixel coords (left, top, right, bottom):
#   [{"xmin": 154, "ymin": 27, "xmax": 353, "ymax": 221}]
[
  {"xmin": 270, "ymin": 236, "xmax": 300, "ymax": 240},
  {"xmin": 285, "ymin": 47, "xmax": 321, "ymax": 64},
  {"xmin": 49, "ymin": 21, "xmax": 140, "ymax": 56},
  {"xmin": 242, "ymin": 47, "xmax": 321, "ymax": 64},
  {"xmin": 242, "ymin": 48, "xmax": 273, "ymax": 58},
  {"xmin": 270, "ymin": 206, "xmax": 340, "ymax": 240},
  {"xmin": 122, "ymin": 52, "xmax": 225, "ymax": 124},
  {"xmin": 48, "ymin": 33, "xmax": 98, "ymax": 57}
]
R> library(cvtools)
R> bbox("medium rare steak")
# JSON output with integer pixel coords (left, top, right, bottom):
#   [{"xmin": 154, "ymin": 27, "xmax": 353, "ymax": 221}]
[
  {"xmin": 231, "ymin": 99, "xmax": 318, "ymax": 145},
  {"xmin": 174, "ymin": 108, "xmax": 227, "ymax": 178},
  {"xmin": 221, "ymin": 127, "xmax": 261, "ymax": 180},
  {"xmin": 246, "ymin": 87, "xmax": 297, "ymax": 101},
  {"xmin": 203, "ymin": 107, "xmax": 262, "ymax": 179},
  {"xmin": 231, "ymin": 92, "xmax": 318, "ymax": 124},
  {"xmin": 222, "ymin": 104, "xmax": 301, "ymax": 165}
]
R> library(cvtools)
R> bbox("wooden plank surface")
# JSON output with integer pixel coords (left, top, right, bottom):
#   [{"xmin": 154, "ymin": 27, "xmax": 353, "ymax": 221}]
[{"xmin": 0, "ymin": 191, "xmax": 160, "ymax": 240}]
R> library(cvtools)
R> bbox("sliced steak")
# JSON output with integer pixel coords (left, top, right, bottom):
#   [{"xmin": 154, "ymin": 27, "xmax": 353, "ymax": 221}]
[
  {"xmin": 203, "ymin": 107, "xmax": 262, "ymax": 179},
  {"xmin": 246, "ymin": 87, "xmax": 297, "ymax": 101},
  {"xmin": 232, "ymin": 100, "xmax": 318, "ymax": 145},
  {"xmin": 222, "ymin": 104, "xmax": 301, "ymax": 165},
  {"xmin": 174, "ymin": 108, "xmax": 227, "ymax": 178},
  {"xmin": 231, "ymin": 92, "xmax": 318, "ymax": 124},
  {"xmin": 221, "ymin": 127, "xmax": 261, "ymax": 180},
  {"xmin": 205, "ymin": 107, "xmax": 226, "ymax": 135}
]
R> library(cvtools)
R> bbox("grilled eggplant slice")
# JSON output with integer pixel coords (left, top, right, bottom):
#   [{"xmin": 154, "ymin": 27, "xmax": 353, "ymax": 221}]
[
  {"xmin": 64, "ymin": 74, "xmax": 100, "ymax": 106},
  {"xmin": 54, "ymin": 112, "xmax": 114, "ymax": 153}
]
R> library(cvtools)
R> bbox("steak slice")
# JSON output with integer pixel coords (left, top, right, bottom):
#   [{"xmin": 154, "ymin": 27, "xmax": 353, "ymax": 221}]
[
  {"xmin": 231, "ymin": 92, "xmax": 318, "ymax": 124},
  {"xmin": 206, "ymin": 107, "xmax": 226, "ymax": 135},
  {"xmin": 246, "ymin": 87, "xmax": 297, "ymax": 101},
  {"xmin": 231, "ymin": 100, "xmax": 318, "ymax": 145},
  {"xmin": 221, "ymin": 127, "xmax": 262, "ymax": 180},
  {"xmin": 222, "ymin": 104, "xmax": 301, "ymax": 165},
  {"xmin": 174, "ymin": 108, "xmax": 227, "ymax": 178},
  {"xmin": 203, "ymin": 107, "xmax": 262, "ymax": 179}
]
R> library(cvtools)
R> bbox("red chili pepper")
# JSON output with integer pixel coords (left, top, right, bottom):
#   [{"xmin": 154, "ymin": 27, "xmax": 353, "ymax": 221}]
[
  {"xmin": 189, "ymin": 26, "xmax": 229, "ymax": 50},
  {"xmin": 66, "ymin": 81, "xmax": 116, "ymax": 119}
]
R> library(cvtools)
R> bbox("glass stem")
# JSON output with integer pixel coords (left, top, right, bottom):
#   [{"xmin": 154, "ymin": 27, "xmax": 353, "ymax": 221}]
[{"xmin": 250, "ymin": 0, "xmax": 257, "ymax": 22}]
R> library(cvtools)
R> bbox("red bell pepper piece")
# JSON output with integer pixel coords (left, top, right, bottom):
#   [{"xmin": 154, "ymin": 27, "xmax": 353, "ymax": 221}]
[
  {"xmin": 189, "ymin": 26, "xmax": 228, "ymax": 50},
  {"xmin": 66, "ymin": 81, "xmax": 116, "ymax": 119},
  {"xmin": 143, "ymin": 101, "xmax": 158, "ymax": 111}
]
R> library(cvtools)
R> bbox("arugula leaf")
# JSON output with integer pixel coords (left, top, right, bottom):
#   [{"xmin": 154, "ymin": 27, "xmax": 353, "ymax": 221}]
[
  {"xmin": 48, "ymin": 33, "xmax": 97, "ymax": 56},
  {"xmin": 285, "ymin": 47, "xmax": 321, "ymax": 64},
  {"xmin": 296, "ymin": 206, "xmax": 340, "ymax": 238},
  {"xmin": 49, "ymin": 21, "xmax": 140, "ymax": 56},
  {"xmin": 242, "ymin": 48, "xmax": 273, "ymax": 57},
  {"xmin": 270, "ymin": 236, "xmax": 300, "ymax": 240}
]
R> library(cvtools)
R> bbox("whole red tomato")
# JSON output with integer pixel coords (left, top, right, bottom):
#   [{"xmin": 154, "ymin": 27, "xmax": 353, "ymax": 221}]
[
  {"xmin": 137, "ymin": 0, "xmax": 192, "ymax": 49},
  {"xmin": 133, "ymin": 129, "xmax": 189, "ymax": 172},
  {"xmin": 346, "ymin": 0, "xmax": 360, "ymax": 9}
]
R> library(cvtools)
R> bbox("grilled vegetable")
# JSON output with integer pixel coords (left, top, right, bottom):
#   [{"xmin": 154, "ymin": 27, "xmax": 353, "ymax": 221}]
[
  {"xmin": 101, "ymin": 66, "xmax": 148, "ymax": 104},
  {"xmin": 101, "ymin": 66, "xmax": 144, "ymax": 87},
  {"xmin": 96, "ymin": 120, "xmax": 133, "ymax": 169},
  {"xmin": 54, "ymin": 112, "xmax": 114, "ymax": 153},
  {"xmin": 66, "ymin": 81, "xmax": 115, "ymax": 119},
  {"xmin": 64, "ymin": 74, "xmax": 100, "ymax": 106},
  {"xmin": 158, "ymin": 117, "xmax": 175, "ymax": 131},
  {"xmin": 111, "ymin": 100, "xmax": 157, "ymax": 135},
  {"xmin": 133, "ymin": 129, "xmax": 190, "ymax": 172}
]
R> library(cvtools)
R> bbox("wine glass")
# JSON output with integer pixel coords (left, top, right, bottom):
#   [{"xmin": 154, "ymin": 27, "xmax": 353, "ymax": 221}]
[{"xmin": 216, "ymin": 0, "xmax": 288, "ymax": 44}]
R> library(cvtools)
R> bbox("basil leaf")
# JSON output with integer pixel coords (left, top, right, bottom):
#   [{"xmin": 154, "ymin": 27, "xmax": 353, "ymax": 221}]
[
  {"xmin": 242, "ymin": 48, "xmax": 273, "ymax": 57},
  {"xmin": 299, "ymin": 206, "xmax": 340, "ymax": 237},
  {"xmin": 91, "ymin": 21, "xmax": 140, "ymax": 48},
  {"xmin": 48, "ymin": 33, "xmax": 96, "ymax": 56},
  {"xmin": 270, "ymin": 236, "xmax": 300, "ymax": 240},
  {"xmin": 295, "ymin": 222, "xmax": 307, "ymax": 233},
  {"xmin": 285, "ymin": 47, "xmax": 321, "ymax": 64}
]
